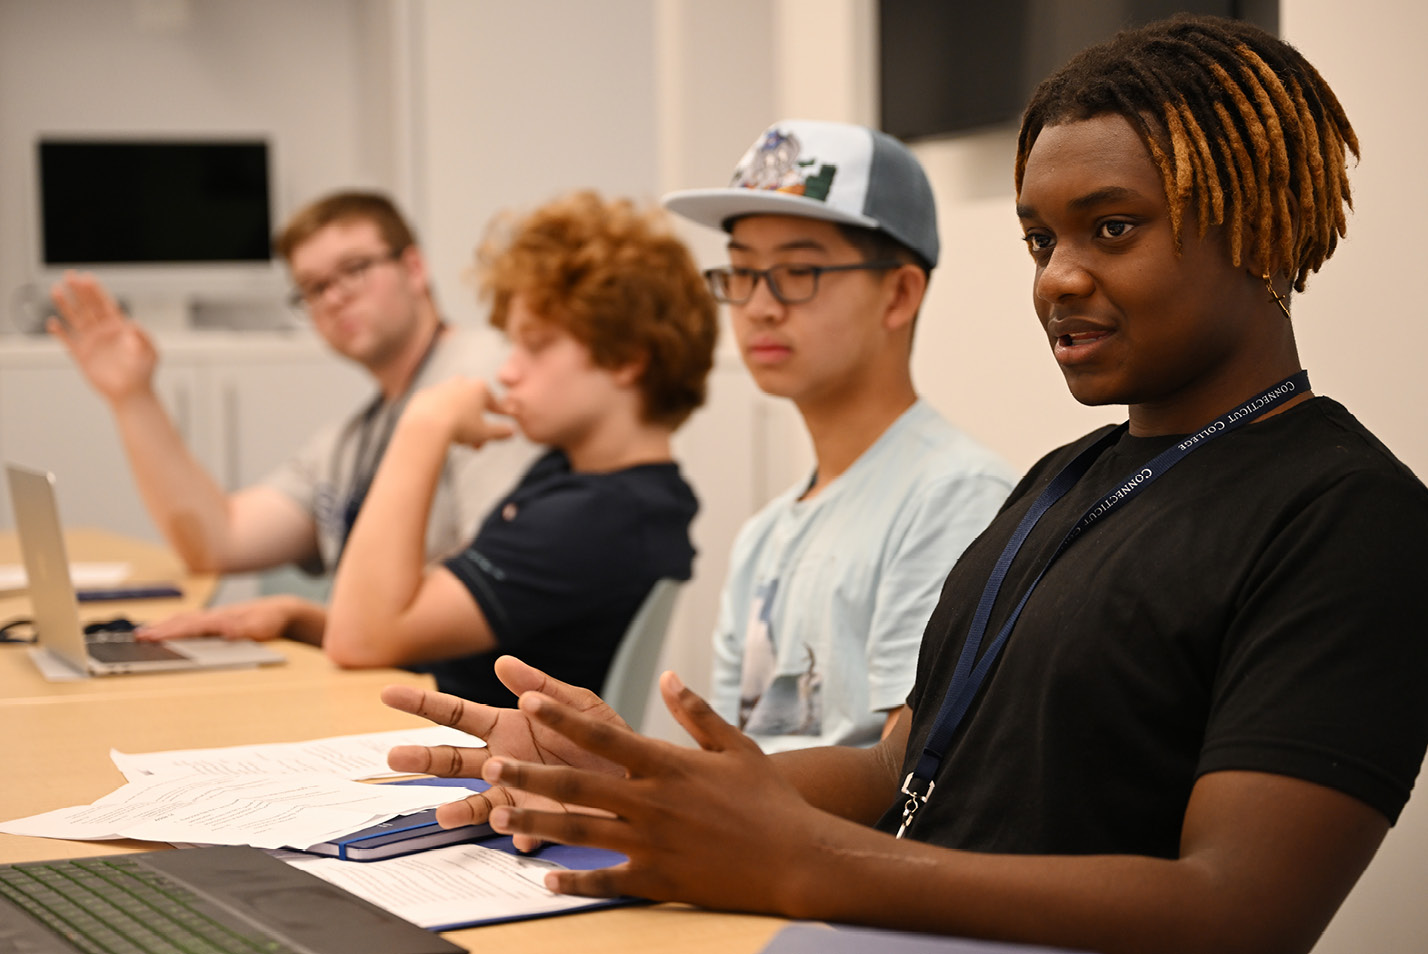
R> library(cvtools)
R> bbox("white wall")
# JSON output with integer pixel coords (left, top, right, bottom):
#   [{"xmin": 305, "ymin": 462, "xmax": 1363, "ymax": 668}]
[
  {"xmin": 0, "ymin": 0, "xmax": 401, "ymax": 332},
  {"xmin": 410, "ymin": 0, "xmax": 657, "ymax": 328},
  {"xmin": 1278, "ymin": 7, "xmax": 1428, "ymax": 951}
]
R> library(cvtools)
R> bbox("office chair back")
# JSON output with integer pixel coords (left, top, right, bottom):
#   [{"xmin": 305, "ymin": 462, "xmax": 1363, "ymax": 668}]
[{"xmin": 602, "ymin": 579, "xmax": 683, "ymax": 731}]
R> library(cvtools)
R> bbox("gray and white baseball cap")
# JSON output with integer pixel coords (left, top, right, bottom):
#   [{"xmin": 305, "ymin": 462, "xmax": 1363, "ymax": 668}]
[{"xmin": 663, "ymin": 119, "xmax": 939, "ymax": 269}]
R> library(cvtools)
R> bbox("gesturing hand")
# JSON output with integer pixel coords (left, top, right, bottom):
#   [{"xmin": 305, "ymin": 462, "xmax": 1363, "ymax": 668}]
[
  {"xmin": 382, "ymin": 656, "xmax": 629, "ymax": 851},
  {"xmin": 48, "ymin": 272, "xmax": 159, "ymax": 404},
  {"xmin": 477, "ymin": 669, "xmax": 839, "ymax": 914}
]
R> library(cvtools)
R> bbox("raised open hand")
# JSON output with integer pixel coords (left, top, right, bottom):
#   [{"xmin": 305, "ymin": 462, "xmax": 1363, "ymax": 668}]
[{"xmin": 47, "ymin": 272, "xmax": 158, "ymax": 404}]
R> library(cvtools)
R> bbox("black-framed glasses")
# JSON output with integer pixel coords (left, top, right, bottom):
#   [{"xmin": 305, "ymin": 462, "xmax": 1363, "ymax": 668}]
[
  {"xmin": 702, "ymin": 260, "xmax": 903, "ymax": 305},
  {"xmin": 288, "ymin": 250, "xmax": 402, "ymax": 310}
]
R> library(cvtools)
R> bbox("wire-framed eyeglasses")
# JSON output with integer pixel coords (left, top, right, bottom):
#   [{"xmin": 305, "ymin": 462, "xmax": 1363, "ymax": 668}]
[
  {"xmin": 702, "ymin": 260, "xmax": 904, "ymax": 305},
  {"xmin": 288, "ymin": 250, "xmax": 403, "ymax": 311}
]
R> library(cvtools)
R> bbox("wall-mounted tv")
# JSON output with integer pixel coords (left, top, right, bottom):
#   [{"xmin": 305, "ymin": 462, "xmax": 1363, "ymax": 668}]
[
  {"xmin": 878, "ymin": 0, "xmax": 1279, "ymax": 141},
  {"xmin": 37, "ymin": 138, "xmax": 273, "ymax": 266}
]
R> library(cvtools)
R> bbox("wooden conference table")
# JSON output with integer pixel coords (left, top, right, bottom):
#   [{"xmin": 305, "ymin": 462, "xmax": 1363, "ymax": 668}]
[{"xmin": 0, "ymin": 530, "xmax": 787, "ymax": 954}]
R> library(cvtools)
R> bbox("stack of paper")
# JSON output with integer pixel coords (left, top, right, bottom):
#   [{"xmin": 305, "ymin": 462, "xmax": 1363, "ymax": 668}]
[
  {"xmin": 110, "ymin": 724, "xmax": 479, "ymax": 781},
  {"xmin": 0, "ymin": 725, "xmax": 485, "ymax": 849},
  {"xmin": 284, "ymin": 841, "xmax": 630, "ymax": 929},
  {"xmin": 0, "ymin": 772, "xmax": 475, "ymax": 849},
  {"xmin": 0, "ymin": 725, "xmax": 633, "ymax": 930}
]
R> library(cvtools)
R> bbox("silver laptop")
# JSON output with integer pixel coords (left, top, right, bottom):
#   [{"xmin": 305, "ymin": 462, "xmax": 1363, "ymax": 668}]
[{"xmin": 5, "ymin": 463, "xmax": 285, "ymax": 676}]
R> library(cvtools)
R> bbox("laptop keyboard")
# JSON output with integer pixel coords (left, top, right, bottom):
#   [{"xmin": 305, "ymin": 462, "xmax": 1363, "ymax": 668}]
[
  {"xmin": 0, "ymin": 855, "xmax": 299, "ymax": 953},
  {"xmin": 85, "ymin": 628, "xmax": 187, "ymax": 663}
]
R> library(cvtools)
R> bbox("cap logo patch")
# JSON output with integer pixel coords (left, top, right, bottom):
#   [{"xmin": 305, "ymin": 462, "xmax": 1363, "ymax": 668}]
[{"xmin": 730, "ymin": 129, "xmax": 837, "ymax": 202}]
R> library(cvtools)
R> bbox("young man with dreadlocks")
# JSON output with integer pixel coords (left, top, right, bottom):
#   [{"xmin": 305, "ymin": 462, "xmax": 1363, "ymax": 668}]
[{"xmin": 378, "ymin": 15, "xmax": 1428, "ymax": 953}]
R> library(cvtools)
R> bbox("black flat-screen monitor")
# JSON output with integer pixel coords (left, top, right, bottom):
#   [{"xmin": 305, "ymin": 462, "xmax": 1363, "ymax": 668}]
[
  {"xmin": 37, "ymin": 138, "xmax": 273, "ymax": 266},
  {"xmin": 879, "ymin": 0, "xmax": 1279, "ymax": 141}
]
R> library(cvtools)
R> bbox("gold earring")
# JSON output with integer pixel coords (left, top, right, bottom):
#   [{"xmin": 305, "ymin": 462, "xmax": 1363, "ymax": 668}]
[{"xmin": 1264, "ymin": 274, "xmax": 1291, "ymax": 319}]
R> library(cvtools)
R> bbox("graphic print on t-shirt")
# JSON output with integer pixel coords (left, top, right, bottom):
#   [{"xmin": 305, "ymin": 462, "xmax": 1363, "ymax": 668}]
[{"xmin": 740, "ymin": 577, "xmax": 823, "ymax": 736}]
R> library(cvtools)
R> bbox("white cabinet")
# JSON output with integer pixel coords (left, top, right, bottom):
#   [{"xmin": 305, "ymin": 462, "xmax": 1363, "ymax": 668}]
[{"xmin": 0, "ymin": 331, "xmax": 371, "ymax": 541}]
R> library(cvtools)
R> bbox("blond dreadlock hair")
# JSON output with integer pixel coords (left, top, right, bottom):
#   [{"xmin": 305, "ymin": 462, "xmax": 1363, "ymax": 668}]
[{"xmin": 1014, "ymin": 14, "xmax": 1357, "ymax": 293}]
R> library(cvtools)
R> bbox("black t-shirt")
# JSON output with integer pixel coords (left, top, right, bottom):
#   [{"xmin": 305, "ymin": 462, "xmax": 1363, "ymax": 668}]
[
  {"xmin": 434, "ymin": 449, "xmax": 698, "ymax": 705},
  {"xmin": 877, "ymin": 398, "xmax": 1428, "ymax": 856}
]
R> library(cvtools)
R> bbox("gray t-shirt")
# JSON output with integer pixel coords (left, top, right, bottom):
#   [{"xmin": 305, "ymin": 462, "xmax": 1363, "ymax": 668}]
[{"xmin": 261, "ymin": 328, "xmax": 537, "ymax": 573}]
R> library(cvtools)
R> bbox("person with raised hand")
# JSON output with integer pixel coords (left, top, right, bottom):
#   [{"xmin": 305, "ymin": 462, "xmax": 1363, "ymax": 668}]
[{"xmin": 54, "ymin": 191, "xmax": 535, "ymax": 645}]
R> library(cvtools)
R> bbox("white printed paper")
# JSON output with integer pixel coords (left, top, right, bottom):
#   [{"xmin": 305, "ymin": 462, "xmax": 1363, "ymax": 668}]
[
  {"xmin": 286, "ymin": 842, "xmax": 609, "ymax": 928},
  {"xmin": 0, "ymin": 772, "xmax": 476, "ymax": 850},
  {"xmin": 111, "ymin": 725, "xmax": 485, "ymax": 781}
]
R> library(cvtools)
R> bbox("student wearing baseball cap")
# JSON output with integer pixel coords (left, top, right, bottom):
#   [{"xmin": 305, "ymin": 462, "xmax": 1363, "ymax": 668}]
[{"xmin": 663, "ymin": 120, "xmax": 1014, "ymax": 752}]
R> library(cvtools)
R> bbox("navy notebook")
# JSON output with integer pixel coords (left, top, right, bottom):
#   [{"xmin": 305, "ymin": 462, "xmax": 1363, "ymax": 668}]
[{"xmin": 295, "ymin": 777, "xmax": 640, "ymax": 931}]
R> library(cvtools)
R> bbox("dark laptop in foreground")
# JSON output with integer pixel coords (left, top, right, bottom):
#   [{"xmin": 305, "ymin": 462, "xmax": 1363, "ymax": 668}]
[
  {"xmin": 0, "ymin": 845, "xmax": 463, "ymax": 954},
  {"xmin": 4, "ymin": 463, "xmax": 284, "ymax": 676}
]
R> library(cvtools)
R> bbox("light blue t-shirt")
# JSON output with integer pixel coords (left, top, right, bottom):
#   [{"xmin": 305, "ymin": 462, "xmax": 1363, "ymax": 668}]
[{"xmin": 712, "ymin": 400, "xmax": 1015, "ymax": 752}]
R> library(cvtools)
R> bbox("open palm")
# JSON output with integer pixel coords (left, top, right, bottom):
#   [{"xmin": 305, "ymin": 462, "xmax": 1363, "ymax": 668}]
[{"xmin": 48, "ymin": 273, "xmax": 158, "ymax": 402}]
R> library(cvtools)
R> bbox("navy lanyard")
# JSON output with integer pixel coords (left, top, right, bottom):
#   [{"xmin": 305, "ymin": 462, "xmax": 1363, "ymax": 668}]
[
  {"xmin": 337, "ymin": 322, "xmax": 447, "ymax": 555},
  {"xmin": 895, "ymin": 370, "xmax": 1311, "ymax": 839}
]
